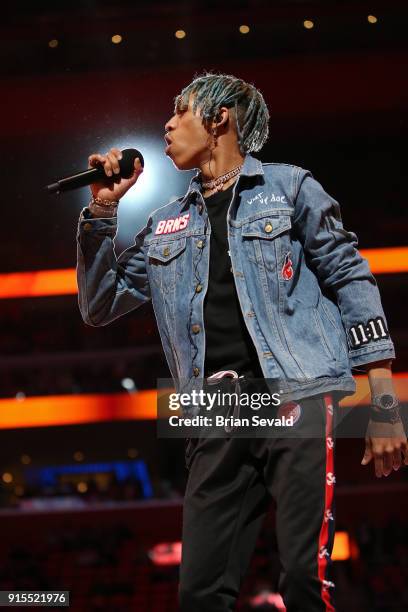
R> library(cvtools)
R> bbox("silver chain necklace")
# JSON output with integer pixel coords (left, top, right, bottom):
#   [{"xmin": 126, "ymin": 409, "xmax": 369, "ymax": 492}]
[{"xmin": 201, "ymin": 164, "xmax": 243, "ymax": 194}]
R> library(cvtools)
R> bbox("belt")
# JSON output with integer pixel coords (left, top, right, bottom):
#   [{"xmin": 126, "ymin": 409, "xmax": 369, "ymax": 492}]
[{"xmin": 206, "ymin": 369, "xmax": 243, "ymax": 433}]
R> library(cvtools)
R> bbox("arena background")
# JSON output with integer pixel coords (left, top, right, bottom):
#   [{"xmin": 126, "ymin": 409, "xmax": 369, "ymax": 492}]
[{"xmin": 1, "ymin": 1, "xmax": 407, "ymax": 610}]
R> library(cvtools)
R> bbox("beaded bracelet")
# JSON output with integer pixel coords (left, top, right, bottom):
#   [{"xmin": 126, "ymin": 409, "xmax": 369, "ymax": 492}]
[
  {"xmin": 91, "ymin": 195, "xmax": 120, "ymax": 207},
  {"xmin": 89, "ymin": 196, "xmax": 119, "ymax": 218}
]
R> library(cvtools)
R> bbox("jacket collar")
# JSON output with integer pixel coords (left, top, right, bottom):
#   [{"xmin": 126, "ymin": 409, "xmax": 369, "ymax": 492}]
[{"xmin": 181, "ymin": 153, "xmax": 264, "ymax": 204}]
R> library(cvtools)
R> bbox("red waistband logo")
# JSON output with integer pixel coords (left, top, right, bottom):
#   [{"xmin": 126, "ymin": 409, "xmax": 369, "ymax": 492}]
[
  {"xmin": 277, "ymin": 401, "xmax": 301, "ymax": 424},
  {"xmin": 281, "ymin": 252, "xmax": 293, "ymax": 281}
]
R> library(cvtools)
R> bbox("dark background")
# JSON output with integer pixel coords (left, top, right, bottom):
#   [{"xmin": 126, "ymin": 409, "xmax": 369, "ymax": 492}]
[{"xmin": 0, "ymin": 1, "xmax": 407, "ymax": 611}]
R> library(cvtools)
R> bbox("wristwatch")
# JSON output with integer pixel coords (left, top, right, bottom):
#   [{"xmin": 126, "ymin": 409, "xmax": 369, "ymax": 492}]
[{"xmin": 370, "ymin": 393, "xmax": 401, "ymax": 424}]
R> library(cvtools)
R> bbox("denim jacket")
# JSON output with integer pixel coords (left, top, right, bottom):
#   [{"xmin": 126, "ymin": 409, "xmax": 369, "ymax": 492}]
[{"xmin": 76, "ymin": 153, "xmax": 395, "ymax": 403}]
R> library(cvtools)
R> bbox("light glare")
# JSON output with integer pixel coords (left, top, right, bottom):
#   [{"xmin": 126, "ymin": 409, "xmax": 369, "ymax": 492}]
[{"xmin": 121, "ymin": 377, "xmax": 136, "ymax": 391}]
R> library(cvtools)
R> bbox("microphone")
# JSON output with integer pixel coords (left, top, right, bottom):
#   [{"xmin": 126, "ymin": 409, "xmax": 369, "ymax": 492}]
[{"xmin": 45, "ymin": 148, "xmax": 145, "ymax": 194}]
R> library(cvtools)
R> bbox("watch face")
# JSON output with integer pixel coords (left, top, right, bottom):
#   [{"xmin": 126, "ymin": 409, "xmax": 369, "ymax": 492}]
[{"xmin": 380, "ymin": 394, "xmax": 395, "ymax": 409}]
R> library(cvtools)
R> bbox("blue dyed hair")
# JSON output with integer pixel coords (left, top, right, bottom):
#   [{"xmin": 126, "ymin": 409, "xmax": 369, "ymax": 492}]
[{"xmin": 174, "ymin": 71, "xmax": 270, "ymax": 154}]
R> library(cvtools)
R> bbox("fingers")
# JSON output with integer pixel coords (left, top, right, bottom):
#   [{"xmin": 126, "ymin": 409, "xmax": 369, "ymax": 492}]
[
  {"xmin": 401, "ymin": 439, "xmax": 408, "ymax": 465},
  {"xmin": 106, "ymin": 151, "xmax": 121, "ymax": 175},
  {"xmin": 372, "ymin": 444, "xmax": 401, "ymax": 477},
  {"xmin": 382, "ymin": 446, "xmax": 394, "ymax": 476},
  {"xmin": 361, "ymin": 440, "xmax": 372, "ymax": 466},
  {"xmin": 126, "ymin": 157, "xmax": 144, "ymax": 186},
  {"xmin": 88, "ymin": 148, "xmax": 123, "ymax": 177},
  {"xmin": 133, "ymin": 157, "xmax": 144, "ymax": 177},
  {"xmin": 374, "ymin": 452, "xmax": 384, "ymax": 478},
  {"xmin": 88, "ymin": 153, "xmax": 108, "ymax": 172},
  {"xmin": 392, "ymin": 446, "xmax": 402, "ymax": 471},
  {"xmin": 365, "ymin": 420, "xmax": 408, "ymax": 476}
]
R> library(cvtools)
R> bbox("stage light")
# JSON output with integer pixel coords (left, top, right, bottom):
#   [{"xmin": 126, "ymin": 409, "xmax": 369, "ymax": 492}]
[
  {"xmin": 48, "ymin": 39, "xmax": 58, "ymax": 48},
  {"xmin": 112, "ymin": 34, "xmax": 122, "ymax": 44},
  {"xmin": 21, "ymin": 454, "xmax": 31, "ymax": 465},
  {"xmin": 66, "ymin": 134, "xmax": 194, "ymax": 248},
  {"xmin": 15, "ymin": 392, "xmax": 26, "ymax": 402},
  {"xmin": 2, "ymin": 472, "xmax": 13, "ymax": 484},
  {"xmin": 303, "ymin": 20, "xmax": 314, "ymax": 29},
  {"xmin": 73, "ymin": 451, "xmax": 84, "ymax": 462},
  {"xmin": 332, "ymin": 531, "xmax": 351, "ymax": 560},
  {"xmin": 368, "ymin": 15, "xmax": 378, "ymax": 24},
  {"xmin": 127, "ymin": 448, "xmax": 138, "ymax": 458},
  {"xmin": 148, "ymin": 541, "xmax": 182, "ymax": 565},
  {"xmin": 175, "ymin": 30, "xmax": 186, "ymax": 39},
  {"xmin": 77, "ymin": 481, "xmax": 88, "ymax": 493},
  {"xmin": 121, "ymin": 377, "xmax": 136, "ymax": 391},
  {"xmin": 239, "ymin": 25, "xmax": 250, "ymax": 34}
]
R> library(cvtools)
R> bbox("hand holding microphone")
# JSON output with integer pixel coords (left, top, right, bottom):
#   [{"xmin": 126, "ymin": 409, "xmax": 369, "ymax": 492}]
[
  {"xmin": 87, "ymin": 147, "xmax": 144, "ymax": 204},
  {"xmin": 45, "ymin": 146, "xmax": 145, "ymax": 204}
]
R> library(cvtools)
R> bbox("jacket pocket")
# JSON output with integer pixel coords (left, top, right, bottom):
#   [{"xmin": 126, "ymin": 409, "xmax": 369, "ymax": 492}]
[
  {"xmin": 146, "ymin": 237, "xmax": 186, "ymax": 292},
  {"xmin": 312, "ymin": 306, "xmax": 338, "ymax": 363},
  {"xmin": 241, "ymin": 213, "xmax": 292, "ymax": 272}
]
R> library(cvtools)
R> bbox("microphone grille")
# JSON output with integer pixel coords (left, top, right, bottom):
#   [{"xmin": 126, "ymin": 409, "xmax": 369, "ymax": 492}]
[{"xmin": 120, "ymin": 148, "xmax": 145, "ymax": 178}]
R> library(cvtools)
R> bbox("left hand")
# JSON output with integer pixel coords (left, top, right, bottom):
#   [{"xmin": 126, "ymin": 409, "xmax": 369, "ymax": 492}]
[{"xmin": 361, "ymin": 418, "xmax": 408, "ymax": 477}]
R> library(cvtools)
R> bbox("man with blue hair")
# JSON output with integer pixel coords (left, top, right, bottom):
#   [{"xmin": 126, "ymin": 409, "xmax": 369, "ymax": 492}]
[{"xmin": 77, "ymin": 71, "xmax": 406, "ymax": 611}]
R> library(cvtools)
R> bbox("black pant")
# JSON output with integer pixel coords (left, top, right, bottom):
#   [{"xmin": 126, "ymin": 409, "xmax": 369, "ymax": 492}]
[{"xmin": 179, "ymin": 393, "xmax": 337, "ymax": 612}]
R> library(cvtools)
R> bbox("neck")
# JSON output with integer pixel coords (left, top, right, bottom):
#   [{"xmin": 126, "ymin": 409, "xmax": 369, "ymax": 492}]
[
  {"xmin": 199, "ymin": 148, "xmax": 245, "ymax": 197},
  {"xmin": 198, "ymin": 148, "xmax": 244, "ymax": 183}
]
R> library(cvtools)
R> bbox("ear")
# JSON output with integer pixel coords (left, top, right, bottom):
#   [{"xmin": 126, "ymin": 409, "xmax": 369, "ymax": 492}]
[{"xmin": 211, "ymin": 106, "xmax": 230, "ymax": 130}]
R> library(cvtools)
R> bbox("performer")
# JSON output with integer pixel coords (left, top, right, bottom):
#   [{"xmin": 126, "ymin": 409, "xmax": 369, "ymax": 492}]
[{"xmin": 76, "ymin": 72, "xmax": 407, "ymax": 611}]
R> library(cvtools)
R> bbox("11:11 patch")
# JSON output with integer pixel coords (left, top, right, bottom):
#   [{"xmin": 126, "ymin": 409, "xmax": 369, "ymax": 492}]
[{"xmin": 348, "ymin": 317, "xmax": 389, "ymax": 348}]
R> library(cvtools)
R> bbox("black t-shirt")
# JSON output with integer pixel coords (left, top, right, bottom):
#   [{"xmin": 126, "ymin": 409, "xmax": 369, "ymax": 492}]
[{"xmin": 203, "ymin": 183, "xmax": 263, "ymax": 377}]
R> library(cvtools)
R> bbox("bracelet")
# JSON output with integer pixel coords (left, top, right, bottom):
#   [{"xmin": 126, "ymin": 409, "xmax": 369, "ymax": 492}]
[
  {"xmin": 88, "ymin": 198, "xmax": 119, "ymax": 219},
  {"xmin": 90, "ymin": 196, "xmax": 119, "ymax": 207}
]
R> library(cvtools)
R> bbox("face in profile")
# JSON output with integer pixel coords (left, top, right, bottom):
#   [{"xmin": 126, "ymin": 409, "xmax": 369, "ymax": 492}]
[{"xmin": 164, "ymin": 94, "xmax": 213, "ymax": 171}]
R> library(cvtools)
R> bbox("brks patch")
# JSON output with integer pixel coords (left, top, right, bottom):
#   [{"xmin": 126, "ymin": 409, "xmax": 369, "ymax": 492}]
[{"xmin": 155, "ymin": 213, "xmax": 190, "ymax": 235}]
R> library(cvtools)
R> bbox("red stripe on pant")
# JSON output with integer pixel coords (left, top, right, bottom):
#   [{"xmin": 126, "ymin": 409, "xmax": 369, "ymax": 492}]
[{"xmin": 317, "ymin": 393, "xmax": 336, "ymax": 612}]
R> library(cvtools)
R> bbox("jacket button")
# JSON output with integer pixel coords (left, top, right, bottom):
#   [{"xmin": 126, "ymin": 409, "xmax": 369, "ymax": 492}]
[
  {"xmin": 196, "ymin": 240, "xmax": 204, "ymax": 249},
  {"xmin": 163, "ymin": 246, "xmax": 170, "ymax": 257},
  {"xmin": 83, "ymin": 222, "xmax": 93, "ymax": 231},
  {"xmin": 264, "ymin": 223, "xmax": 273, "ymax": 233},
  {"xmin": 195, "ymin": 284, "xmax": 203, "ymax": 293},
  {"xmin": 193, "ymin": 367, "xmax": 200, "ymax": 377},
  {"xmin": 191, "ymin": 324, "xmax": 200, "ymax": 334}
]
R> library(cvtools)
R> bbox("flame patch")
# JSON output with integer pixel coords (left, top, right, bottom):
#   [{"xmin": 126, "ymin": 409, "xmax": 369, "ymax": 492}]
[{"xmin": 281, "ymin": 251, "xmax": 294, "ymax": 280}]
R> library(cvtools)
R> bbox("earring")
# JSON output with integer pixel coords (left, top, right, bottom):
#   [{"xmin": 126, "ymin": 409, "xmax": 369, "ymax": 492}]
[{"xmin": 212, "ymin": 127, "xmax": 218, "ymax": 149}]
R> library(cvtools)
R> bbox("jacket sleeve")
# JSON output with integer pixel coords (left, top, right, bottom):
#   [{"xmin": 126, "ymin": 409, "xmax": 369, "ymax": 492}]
[
  {"xmin": 76, "ymin": 208, "xmax": 151, "ymax": 326},
  {"xmin": 292, "ymin": 168, "xmax": 395, "ymax": 369}
]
